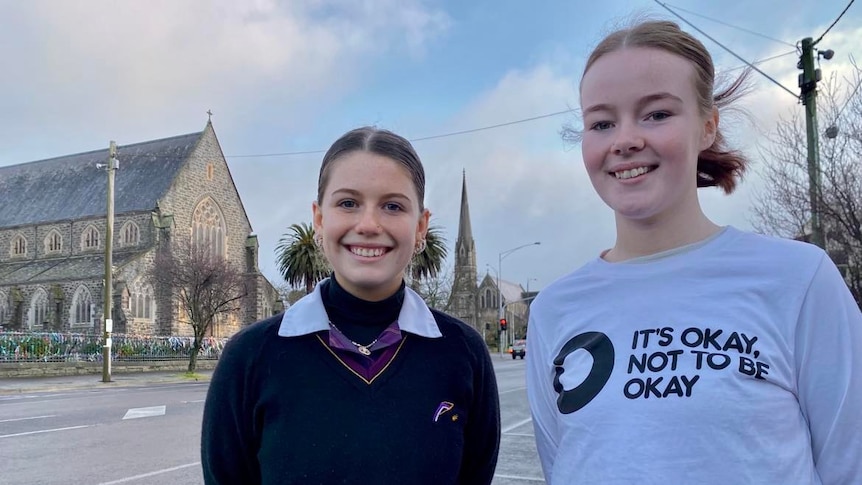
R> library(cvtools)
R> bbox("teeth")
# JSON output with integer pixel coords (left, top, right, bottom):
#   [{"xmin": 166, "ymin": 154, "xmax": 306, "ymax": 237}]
[
  {"xmin": 614, "ymin": 166, "xmax": 652, "ymax": 180},
  {"xmin": 352, "ymin": 247, "xmax": 386, "ymax": 257}
]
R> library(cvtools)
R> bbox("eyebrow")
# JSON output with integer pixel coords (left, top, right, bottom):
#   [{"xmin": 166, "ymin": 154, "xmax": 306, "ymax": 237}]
[
  {"xmin": 330, "ymin": 188, "xmax": 413, "ymax": 202},
  {"xmin": 582, "ymin": 92, "xmax": 684, "ymax": 115}
]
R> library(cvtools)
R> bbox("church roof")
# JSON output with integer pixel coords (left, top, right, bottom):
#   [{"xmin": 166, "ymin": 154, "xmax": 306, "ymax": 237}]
[
  {"xmin": 479, "ymin": 273, "xmax": 524, "ymax": 303},
  {"xmin": 0, "ymin": 252, "xmax": 143, "ymax": 286},
  {"xmin": 0, "ymin": 131, "xmax": 203, "ymax": 228},
  {"xmin": 498, "ymin": 279, "xmax": 524, "ymax": 302}
]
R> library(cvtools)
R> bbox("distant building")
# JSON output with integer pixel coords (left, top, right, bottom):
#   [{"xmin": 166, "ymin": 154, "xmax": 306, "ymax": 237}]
[
  {"xmin": 446, "ymin": 172, "xmax": 533, "ymax": 347},
  {"xmin": 0, "ymin": 122, "xmax": 280, "ymax": 336}
]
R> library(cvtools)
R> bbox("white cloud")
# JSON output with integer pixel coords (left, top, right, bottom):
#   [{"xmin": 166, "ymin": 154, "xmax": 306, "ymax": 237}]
[{"xmin": 0, "ymin": 0, "xmax": 449, "ymax": 161}]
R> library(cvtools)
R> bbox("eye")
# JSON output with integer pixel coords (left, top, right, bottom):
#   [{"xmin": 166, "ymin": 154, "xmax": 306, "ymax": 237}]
[
  {"xmin": 337, "ymin": 199, "xmax": 357, "ymax": 209},
  {"xmin": 383, "ymin": 202, "xmax": 404, "ymax": 212},
  {"xmin": 646, "ymin": 111, "xmax": 671, "ymax": 121},
  {"xmin": 589, "ymin": 121, "xmax": 614, "ymax": 131}
]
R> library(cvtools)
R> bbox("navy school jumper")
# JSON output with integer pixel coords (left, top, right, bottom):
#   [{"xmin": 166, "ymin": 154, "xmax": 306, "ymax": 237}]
[{"xmin": 201, "ymin": 311, "xmax": 501, "ymax": 484}]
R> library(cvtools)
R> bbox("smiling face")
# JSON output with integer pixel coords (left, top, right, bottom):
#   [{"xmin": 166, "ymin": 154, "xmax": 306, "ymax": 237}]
[
  {"xmin": 580, "ymin": 47, "xmax": 717, "ymax": 227},
  {"xmin": 313, "ymin": 150, "xmax": 429, "ymax": 301}
]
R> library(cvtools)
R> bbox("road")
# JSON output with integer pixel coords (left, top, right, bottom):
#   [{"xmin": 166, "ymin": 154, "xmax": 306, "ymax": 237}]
[{"xmin": 0, "ymin": 357, "xmax": 543, "ymax": 484}]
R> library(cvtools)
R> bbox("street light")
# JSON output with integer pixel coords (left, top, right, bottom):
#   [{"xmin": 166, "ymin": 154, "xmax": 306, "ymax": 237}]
[{"xmin": 498, "ymin": 242, "xmax": 540, "ymax": 356}]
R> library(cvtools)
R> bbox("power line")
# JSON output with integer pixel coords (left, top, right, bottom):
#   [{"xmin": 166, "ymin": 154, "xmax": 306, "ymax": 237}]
[
  {"xmin": 655, "ymin": 0, "xmax": 800, "ymax": 100},
  {"xmin": 814, "ymin": 0, "xmax": 855, "ymax": 45},
  {"xmin": 225, "ymin": 109, "xmax": 575, "ymax": 158},
  {"xmin": 725, "ymin": 50, "xmax": 796, "ymax": 72},
  {"xmin": 215, "ymin": 47, "xmax": 796, "ymax": 160},
  {"xmin": 409, "ymin": 109, "xmax": 574, "ymax": 142},
  {"xmin": 665, "ymin": 3, "xmax": 796, "ymax": 47},
  {"xmin": 138, "ymin": 47, "xmax": 792, "ymax": 161},
  {"xmin": 227, "ymin": 148, "xmax": 326, "ymax": 159}
]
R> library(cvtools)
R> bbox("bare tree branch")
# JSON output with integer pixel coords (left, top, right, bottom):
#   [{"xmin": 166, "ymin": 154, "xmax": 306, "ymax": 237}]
[
  {"xmin": 148, "ymin": 237, "xmax": 247, "ymax": 372},
  {"xmin": 752, "ymin": 67, "xmax": 862, "ymax": 306}
]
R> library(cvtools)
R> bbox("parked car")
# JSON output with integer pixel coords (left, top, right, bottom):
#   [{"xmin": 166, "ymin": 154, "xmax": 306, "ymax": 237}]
[{"xmin": 509, "ymin": 339, "xmax": 526, "ymax": 359}]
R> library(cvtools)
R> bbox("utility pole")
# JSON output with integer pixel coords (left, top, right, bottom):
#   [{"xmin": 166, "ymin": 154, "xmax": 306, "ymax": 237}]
[
  {"xmin": 799, "ymin": 37, "xmax": 826, "ymax": 249},
  {"xmin": 101, "ymin": 141, "xmax": 119, "ymax": 383}
]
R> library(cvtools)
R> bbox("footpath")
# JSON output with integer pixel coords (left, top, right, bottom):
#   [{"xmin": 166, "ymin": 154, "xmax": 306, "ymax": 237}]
[{"xmin": 0, "ymin": 369, "xmax": 213, "ymax": 396}]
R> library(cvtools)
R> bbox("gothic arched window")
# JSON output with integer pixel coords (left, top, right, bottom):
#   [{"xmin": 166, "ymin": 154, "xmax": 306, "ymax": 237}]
[
  {"xmin": 82, "ymin": 225, "xmax": 100, "ymax": 250},
  {"xmin": 121, "ymin": 221, "xmax": 140, "ymax": 247},
  {"xmin": 11, "ymin": 234, "xmax": 27, "ymax": 257},
  {"xmin": 28, "ymin": 288, "xmax": 48, "ymax": 330},
  {"xmin": 70, "ymin": 286, "xmax": 93, "ymax": 325},
  {"xmin": 45, "ymin": 229, "xmax": 63, "ymax": 253},
  {"xmin": 192, "ymin": 198, "xmax": 226, "ymax": 258},
  {"xmin": 0, "ymin": 291, "xmax": 8, "ymax": 325},
  {"xmin": 129, "ymin": 279, "xmax": 155, "ymax": 320}
]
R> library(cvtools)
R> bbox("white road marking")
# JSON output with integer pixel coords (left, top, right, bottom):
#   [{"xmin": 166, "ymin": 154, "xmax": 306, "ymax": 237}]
[
  {"xmin": 180, "ymin": 399, "xmax": 205, "ymax": 403},
  {"xmin": 493, "ymin": 473, "xmax": 545, "ymax": 482},
  {"xmin": 97, "ymin": 462, "xmax": 201, "ymax": 484},
  {"xmin": 502, "ymin": 417, "xmax": 533, "ymax": 434},
  {"xmin": 122, "ymin": 405, "xmax": 166, "ymax": 420},
  {"xmin": 0, "ymin": 415, "xmax": 56, "ymax": 423},
  {"xmin": 503, "ymin": 432, "xmax": 536, "ymax": 437},
  {"xmin": 0, "ymin": 425, "xmax": 90, "ymax": 439}
]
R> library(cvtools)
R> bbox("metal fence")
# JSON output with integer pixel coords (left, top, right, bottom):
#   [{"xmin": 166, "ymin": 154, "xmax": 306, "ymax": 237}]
[{"xmin": 0, "ymin": 332, "xmax": 226, "ymax": 363}]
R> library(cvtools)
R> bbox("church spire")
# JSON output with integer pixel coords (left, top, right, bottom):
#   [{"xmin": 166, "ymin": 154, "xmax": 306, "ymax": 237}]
[
  {"xmin": 457, "ymin": 169, "xmax": 473, "ymax": 243},
  {"xmin": 448, "ymin": 170, "xmax": 479, "ymax": 330}
]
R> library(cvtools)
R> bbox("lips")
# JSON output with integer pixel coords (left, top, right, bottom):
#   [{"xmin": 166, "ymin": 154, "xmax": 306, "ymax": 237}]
[{"xmin": 611, "ymin": 165, "xmax": 657, "ymax": 180}]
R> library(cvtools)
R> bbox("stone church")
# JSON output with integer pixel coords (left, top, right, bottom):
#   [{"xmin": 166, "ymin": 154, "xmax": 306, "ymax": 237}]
[
  {"xmin": 0, "ymin": 122, "xmax": 280, "ymax": 337},
  {"xmin": 446, "ymin": 172, "xmax": 534, "ymax": 347}
]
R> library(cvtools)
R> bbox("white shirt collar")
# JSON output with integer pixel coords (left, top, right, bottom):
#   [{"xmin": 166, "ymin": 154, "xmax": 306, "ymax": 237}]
[{"xmin": 277, "ymin": 278, "xmax": 442, "ymax": 339}]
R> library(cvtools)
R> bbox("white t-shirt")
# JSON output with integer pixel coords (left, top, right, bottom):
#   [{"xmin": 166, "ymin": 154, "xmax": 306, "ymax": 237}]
[{"xmin": 527, "ymin": 227, "xmax": 862, "ymax": 485}]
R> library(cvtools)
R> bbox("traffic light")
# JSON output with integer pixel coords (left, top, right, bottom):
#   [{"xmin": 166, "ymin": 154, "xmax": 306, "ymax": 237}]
[{"xmin": 500, "ymin": 318, "xmax": 507, "ymax": 331}]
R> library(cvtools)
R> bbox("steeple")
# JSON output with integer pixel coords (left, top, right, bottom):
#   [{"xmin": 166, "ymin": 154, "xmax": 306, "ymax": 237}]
[
  {"xmin": 448, "ymin": 170, "xmax": 479, "ymax": 330},
  {"xmin": 457, "ymin": 170, "xmax": 473, "ymax": 243}
]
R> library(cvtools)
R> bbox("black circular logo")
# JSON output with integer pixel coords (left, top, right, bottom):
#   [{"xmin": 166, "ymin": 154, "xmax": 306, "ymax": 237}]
[{"xmin": 553, "ymin": 332, "xmax": 615, "ymax": 414}]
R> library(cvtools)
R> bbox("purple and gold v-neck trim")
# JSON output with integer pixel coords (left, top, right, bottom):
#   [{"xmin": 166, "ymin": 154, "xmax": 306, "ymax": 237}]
[{"xmin": 322, "ymin": 320, "xmax": 404, "ymax": 383}]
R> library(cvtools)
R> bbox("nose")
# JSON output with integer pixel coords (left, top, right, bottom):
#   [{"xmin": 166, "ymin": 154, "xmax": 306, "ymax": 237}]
[
  {"xmin": 355, "ymin": 207, "xmax": 382, "ymax": 234},
  {"xmin": 611, "ymin": 122, "xmax": 644, "ymax": 155}
]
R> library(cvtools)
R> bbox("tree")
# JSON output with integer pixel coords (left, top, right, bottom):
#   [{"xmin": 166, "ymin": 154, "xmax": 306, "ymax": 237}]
[
  {"xmin": 410, "ymin": 224, "xmax": 448, "ymax": 292},
  {"xmin": 149, "ymin": 237, "xmax": 247, "ymax": 373},
  {"xmin": 275, "ymin": 222, "xmax": 329, "ymax": 294},
  {"xmin": 752, "ymin": 66, "xmax": 862, "ymax": 306},
  {"xmin": 413, "ymin": 266, "xmax": 454, "ymax": 311}
]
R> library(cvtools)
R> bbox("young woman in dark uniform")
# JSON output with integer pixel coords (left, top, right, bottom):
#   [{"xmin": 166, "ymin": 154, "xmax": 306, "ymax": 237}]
[{"xmin": 201, "ymin": 126, "xmax": 501, "ymax": 485}]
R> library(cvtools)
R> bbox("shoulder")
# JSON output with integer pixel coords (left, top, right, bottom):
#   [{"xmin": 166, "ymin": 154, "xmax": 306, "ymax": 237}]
[
  {"xmin": 222, "ymin": 313, "xmax": 284, "ymax": 359},
  {"xmin": 720, "ymin": 228, "xmax": 828, "ymax": 278},
  {"xmin": 727, "ymin": 228, "xmax": 824, "ymax": 260},
  {"xmin": 530, "ymin": 262, "xmax": 596, "ymax": 312},
  {"xmin": 429, "ymin": 309, "xmax": 488, "ymax": 353}
]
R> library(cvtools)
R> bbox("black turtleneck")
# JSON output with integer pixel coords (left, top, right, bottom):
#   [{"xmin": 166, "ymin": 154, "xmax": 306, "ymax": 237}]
[{"xmin": 320, "ymin": 274, "xmax": 404, "ymax": 345}]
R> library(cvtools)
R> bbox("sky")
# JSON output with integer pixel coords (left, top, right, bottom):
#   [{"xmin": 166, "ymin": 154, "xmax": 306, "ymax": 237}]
[{"xmin": 1, "ymin": 0, "xmax": 860, "ymax": 295}]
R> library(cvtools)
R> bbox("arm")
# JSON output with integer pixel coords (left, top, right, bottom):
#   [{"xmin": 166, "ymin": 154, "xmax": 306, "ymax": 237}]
[
  {"xmin": 795, "ymin": 255, "xmax": 862, "ymax": 485},
  {"xmin": 201, "ymin": 332, "xmax": 261, "ymax": 485},
  {"xmin": 526, "ymin": 309, "xmax": 559, "ymax": 483},
  {"xmin": 458, "ymin": 333, "xmax": 501, "ymax": 485}
]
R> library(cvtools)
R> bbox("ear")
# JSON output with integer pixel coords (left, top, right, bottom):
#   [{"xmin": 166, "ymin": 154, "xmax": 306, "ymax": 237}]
[
  {"xmin": 416, "ymin": 209, "xmax": 430, "ymax": 242},
  {"xmin": 312, "ymin": 201, "xmax": 323, "ymax": 236},
  {"xmin": 700, "ymin": 106, "xmax": 719, "ymax": 151}
]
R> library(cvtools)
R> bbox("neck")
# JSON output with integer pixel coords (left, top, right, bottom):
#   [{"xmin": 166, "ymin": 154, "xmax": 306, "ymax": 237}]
[{"xmin": 606, "ymin": 204, "xmax": 719, "ymax": 262}]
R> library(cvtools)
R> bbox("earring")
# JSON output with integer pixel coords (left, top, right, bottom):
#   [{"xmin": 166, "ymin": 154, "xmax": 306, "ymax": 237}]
[
  {"xmin": 314, "ymin": 236, "xmax": 323, "ymax": 251},
  {"xmin": 414, "ymin": 239, "xmax": 427, "ymax": 256}
]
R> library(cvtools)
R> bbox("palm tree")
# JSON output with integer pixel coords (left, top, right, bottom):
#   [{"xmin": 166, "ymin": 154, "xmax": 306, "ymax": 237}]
[
  {"xmin": 276, "ymin": 223, "xmax": 329, "ymax": 294},
  {"xmin": 410, "ymin": 224, "xmax": 448, "ymax": 291}
]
